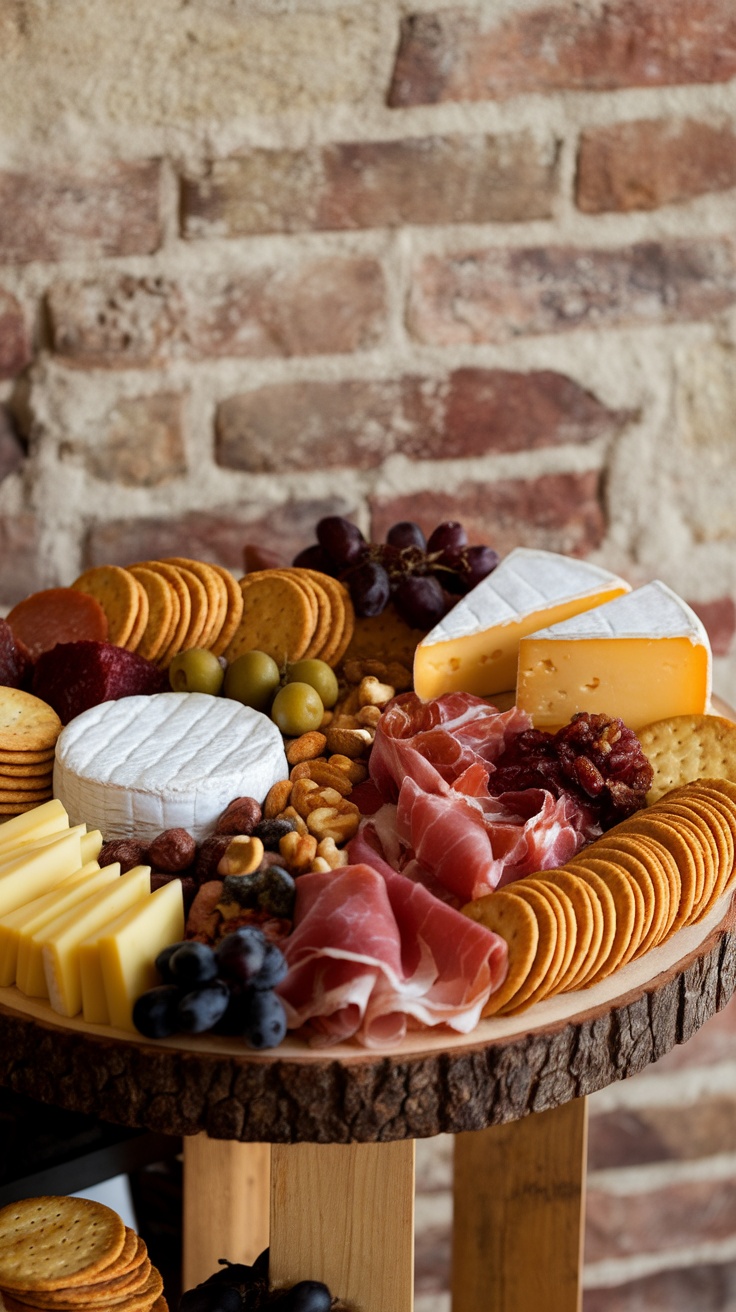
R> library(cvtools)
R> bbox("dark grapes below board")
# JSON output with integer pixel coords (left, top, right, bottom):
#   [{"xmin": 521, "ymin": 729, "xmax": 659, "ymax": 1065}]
[
  {"xmin": 293, "ymin": 516, "xmax": 499, "ymax": 623},
  {"xmin": 179, "ymin": 1253, "xmax": 335, "ymax": 1312},
  {"xmin": 133, "ymin": 927, "xmax": 288, "ymax": 1050}
]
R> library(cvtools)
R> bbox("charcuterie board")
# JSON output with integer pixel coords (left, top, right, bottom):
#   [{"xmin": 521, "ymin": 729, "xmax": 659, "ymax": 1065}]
[{"xmin": 0, "ymin": 886, "xmax": 733, "ymax": 1144}]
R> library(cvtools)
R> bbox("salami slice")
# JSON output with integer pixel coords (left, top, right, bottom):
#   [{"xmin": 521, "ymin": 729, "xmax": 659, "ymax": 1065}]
[
  {"xmin": 32, "ymin": 640, "xmax": 169, "ymax": 724},
  {"xmin": 7, "ymin": 588, "xmax": 108, "ymax": 660},
  {"xmin": 0, "ymin": 619, "xmax": 33, "ymax": 690}
]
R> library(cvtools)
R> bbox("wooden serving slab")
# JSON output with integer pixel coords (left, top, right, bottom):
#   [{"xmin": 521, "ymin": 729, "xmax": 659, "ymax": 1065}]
[{"xmin": 0, "ymin": 890, "xmax": 733, "ymax": 1145}]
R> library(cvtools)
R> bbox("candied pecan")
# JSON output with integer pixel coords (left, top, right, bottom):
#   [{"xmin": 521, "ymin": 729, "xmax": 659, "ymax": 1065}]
[
  {"xmin": 195, "ymin": 833, "xmax": 232, "ymax": 883},
  {"xmin": 286, "ymin": 731, "xmax": 327, "ymax": 766},
  {"xmin": 100, "ymin": 839, "xmax": 148, "ymax": 873},
  {"xmin": 264, "ymin": 779, "xmax": 292, "ymax": 818},
  {"xmin": 148, "ymin": 827, "xmax": 197, "ymax": 873},
  {"xmin": 215, "ymin": 796, "xmax": 262, "ymax": 836}
]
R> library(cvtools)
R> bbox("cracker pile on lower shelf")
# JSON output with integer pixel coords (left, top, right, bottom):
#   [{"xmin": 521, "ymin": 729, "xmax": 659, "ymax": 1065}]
[
  {"xmin": 465, "ymin": 777, "xmax": 736, "ymax": 1017},
  {"xmin": 0, "ymin": 1197, "xmax": 166, "ymax": 1312}
]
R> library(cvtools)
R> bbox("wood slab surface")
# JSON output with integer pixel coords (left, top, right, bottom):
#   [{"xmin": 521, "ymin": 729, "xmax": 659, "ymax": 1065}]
[{"xmin": 0, "ymin": 890, "xmax": 733, "ymax": 1144}]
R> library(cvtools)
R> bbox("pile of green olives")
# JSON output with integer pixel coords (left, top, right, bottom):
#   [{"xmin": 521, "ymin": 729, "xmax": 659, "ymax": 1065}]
[{"xmin": 168, "ymin": 649, "xmax": 339, "ymax": 738}]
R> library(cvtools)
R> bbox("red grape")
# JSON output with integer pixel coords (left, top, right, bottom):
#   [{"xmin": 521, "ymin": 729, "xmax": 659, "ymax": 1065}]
[
  {"xmin": 461, "ymin": 544, "xmax": 500, "ymax": 589},
  {"xmin": 345, "ymin": 561, "xmax": 391, "ymax": 616},
  {"xmin": 386, "ymin": 521, "xmax": 427, "ymax": 550},
  {"xmin": 426, "ymin": 520, "xmax": 468, "ymax": 554},
  {"xmin": 393, "ymin": 575, "xmax": 446, "ymax": 628},
  {"xmin": 316, "ymin": 516, "xmax": 367, "ymax": 567},
  {"xmin": 292, "ymin": 543, "xmax": 336, "ymax": 574}
]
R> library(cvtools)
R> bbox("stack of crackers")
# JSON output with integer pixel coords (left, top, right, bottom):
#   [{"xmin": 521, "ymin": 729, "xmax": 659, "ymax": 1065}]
[
  {"xmin": 466, "ymin": 774, "xmax": 736, "ymax": 1017},
  {"xmin": 72, "ymin": 560, "xmax": 244, "ymax": 670},
  {"xmin": 0, "ymin": 690, "xmax": 62, "ymax": 819},
  {"xmin": 0, "ymin": 1197, "xmax": 166, "ymax": 1312},
  {"xmin": 226, "ymin": 567, "xmax": 355, "ymax": 668}
]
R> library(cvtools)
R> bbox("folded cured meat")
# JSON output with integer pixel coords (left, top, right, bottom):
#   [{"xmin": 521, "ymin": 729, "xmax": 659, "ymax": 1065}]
[
  {"xmin": 277, "ymin": 855, "xmax": 508, "ymax": 1049},
  {"xmin": 368, "ymin": 691, "xmax": 596, "ymax": 901}
]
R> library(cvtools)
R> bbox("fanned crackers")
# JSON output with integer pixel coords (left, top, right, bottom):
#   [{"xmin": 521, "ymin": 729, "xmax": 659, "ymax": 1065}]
[
  {"xmin": 465, "ymin": 778, "xmax": 736, "ymax": 1014},
  {"xmin": 0, "ymin": 1200, "xmax": 165, "ymax": 1312},
  {"xmin": 222, "ymin": 567, "xmax": 354, "ymax": 669}
]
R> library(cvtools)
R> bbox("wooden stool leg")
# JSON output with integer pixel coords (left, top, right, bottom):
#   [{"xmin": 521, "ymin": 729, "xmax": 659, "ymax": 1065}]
[
  {"xmin": 270, "ymin": 1140, "xmax": 415, "ymax": 1312},
  {"xmin": 182, "ymin": 1135, "xmax": 271, "ymax": 1290},
  {"xmin": 452, "ymin": 1097, "xmax": 588, "ymax": 1312}
]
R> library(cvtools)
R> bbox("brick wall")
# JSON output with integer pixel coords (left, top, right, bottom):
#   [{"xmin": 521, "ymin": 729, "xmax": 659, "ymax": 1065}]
[{"xmin": 2, "ymin": 3, "xmax": 736, "ymax": 1302}]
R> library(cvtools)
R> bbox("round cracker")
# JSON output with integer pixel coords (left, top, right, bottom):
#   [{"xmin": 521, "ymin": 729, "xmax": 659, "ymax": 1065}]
[
  {"xmin": 165, "ymin": 563, "xmax": 210, "ymax": 652},
  {"xmin": 566, "ymin": 867, "xmax": 618, "ymax": 987},
  {"xmin": 135, "ymin": 562, "xmax": 191, "ymax": 667},
  {"xmin": 495, "ymin": 882, "xmax": 558, "ymax": 1015},
  {"xmin": 19, "ymin": 1258, "xmax": 153, "ymax": 1307},
  {"xmin": 639, "ymin": 713, "xmax": 736, "ymax": 802},
  {"xmin": 463, "ymin": 890, "xmax": 538, "ymax": 1016},
  {"xmin": 0, "ymin": 1196, "xmax": 126, "ymax": 1292},
  {"xmin": 225, "ymin": 573, "xmax": 313, "ymax": 665},
  {"xmin": 0, "ymin": 785, "xmax": 53, "ymax": 802},
  {"xmin": 660, "ymin": 787, "xmax": 736, "ymax": 912},
  {"xmin": 653, "ymin": 800, "xmax": 726, "ymax": 920},
  {"xmin": 208, "ymin": 564, "xmax": 244, "ymax": 657},
  {"xmin": 581, "ymin": 857, "xmax": 650, "ymax": 968},
  {"xmin": 72, "ymin": 566, "xmax": 139, "ymax": 648},
  {"xmin": 542, "ymin": 870, "xmax": 598, "ymax": 993},
  {"xmin": 127, "ymin": 568, "xmax": 175, "ymax": 664},
  {"xmin": 0, "ymin": 758, "xmax": 57, "ymax": 777},
  {"xmin": 299, "ymin": 569, "xmax": 350, "ymax": 666},
  {"xmin": 0, "ymin": 690, "xmax": 61, "ymax": 753},
  {"xmin": 509, "ymin": 879, "xmax": 575, "ymax": 1004},
  {"xmin": 163, "ymin": 558, "xmax": 226, "ymax": 650},
  {"xmin": 122, "ymin": 578, "xmax": 150, "ymax": 653},
  {"xmin": 283, "ymin": 570, "xmax": 332, "ymax": 660},
  {"xmin": 0, "ymin": 747, "xmax": 55, "ymax": 765}
]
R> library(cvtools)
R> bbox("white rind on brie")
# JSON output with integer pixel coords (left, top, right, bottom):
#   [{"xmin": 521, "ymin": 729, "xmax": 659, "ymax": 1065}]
[
  {"xmin": 527, "ymin": 580, "xmax": 710, "ymax": 645},
  {"xmin": 53, "ymin": 693, "xmax": 289, "ymax": 842}
]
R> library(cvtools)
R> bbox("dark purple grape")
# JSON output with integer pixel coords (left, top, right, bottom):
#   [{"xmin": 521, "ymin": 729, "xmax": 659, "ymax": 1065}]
[
  {"xmin": 386, "ymin": 521, "xmax": 427, "ymax": 550},
  {"xmin": 345, "ymin": 560, "xmax": 391, "ymax": 617},
  {"xmin": 291, "ymin": 543, "xmax": 336, "ymax": 575},
  {"xmin": 167, "ymin": 940, "xmax": 219, "ymax": 987},
  {"xmin": 177, "ymin": 980, "xmax": 230, "ymax": 1034},
  {"xmin": 155, "ymin": 940, "xmax": 188, "ymax": 983},
  {"xmin": 243, "ymin": 989, "xmax": 288, "ymax": 1049},
  {"xmin": 461, "ymin": 544, "xmax": 500, "ymax": 589},
  {"xmin": 215, "ymin": 926, "xmax": 267, "ymax": 985},
  {"xmin": 316, "ymin": 516, "xmax": 367, "ymax": 568},
  {"xmin": 271, "ymin": 1281, "xmax": 333, "ymax": 1311},
  {"xmin": 426, "ymin": 520, "xmax": 469, "ymax": 554},
  {"xmin": 180, "ymin": 1283, "xmax": 242, "ymax": 1312},
  {"xmin": 212, "ymin": 983, "xmax": 256, "ymax": 1035},
  {"xmin": 251, "ymin": 942, "xmax": 288, "ymax": 991},
  {"xmin": 133, "ymin": 985, "xmax": 182, "ymax": 1039},
  {"xmin": 393, "ymin": 575, "xmax": 446, "ymax": 629},
  {"xmin": 205, "ymin": 1260, "xmax": 255, "ymax": 1288}
]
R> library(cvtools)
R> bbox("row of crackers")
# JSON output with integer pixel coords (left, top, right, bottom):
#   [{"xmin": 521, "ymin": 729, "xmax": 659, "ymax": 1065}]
[{"xmin": 73, "ymin": 561, "xmax": 354, "ymax": 671}]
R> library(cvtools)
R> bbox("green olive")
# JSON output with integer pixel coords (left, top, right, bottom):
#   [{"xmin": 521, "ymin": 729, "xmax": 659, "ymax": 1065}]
[
  {"xmin": 270, "ymin": 682, "xmax": 324, "ymax": 736},
  {"xmin": 285, "ymin": 659, "xmax": 339, "ymax": 709},
  {"xmin": 223, "ymin": 650, "xmax": 281, "ymax": 712},
  {"xmin": 169, "ymin": 648, "xmax": 225, "ymax": 696}
]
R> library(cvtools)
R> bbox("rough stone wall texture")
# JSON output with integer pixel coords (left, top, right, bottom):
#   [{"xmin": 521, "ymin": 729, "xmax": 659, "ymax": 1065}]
[{"xmin": 1, "ymin": 6, "xmax": 736, "ymax": 1299}]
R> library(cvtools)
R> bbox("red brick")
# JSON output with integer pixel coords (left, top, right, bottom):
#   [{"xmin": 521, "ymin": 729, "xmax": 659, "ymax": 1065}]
[
  {"xmin": 588, "ymin": 1095, "xmax": 736, "ymax": 1171},
  {"xmin": 84, "ymin": 499, "xmax": 355, "ymax": 573},
  {"xmin": 0, "ymin": 289, "xmax": 31, "ymax": 379},
  {"xmin": 388, "ymin": 2, "xmax": 736, "ymax": 107},
  {"xmin": 182, "ymin": 132, "xmax": 559, "ymax": 236},
  {"xmin": 370, "ymin": 471, "xmax": 606, "ymax": 558},
  {"xmin": 70, "ymin": 394, "xmax": 187, "ymax": 488},
  {"xmin": 47, "ymin": 258, "xmax": 387, "ymax": 366},
  {"xmin": 0, "ymin": 407, "xmax": 26, "ymax": 482},
  {"xmin": 409, "ymin": 240, "xmax": 736, "ymax": 345},
  {"xmin": 577, "ymin": 119, "xmax": 736, "ymax": 214},
  {"xmin": 0, "ymin": 513, "xmax": 44, "ymax": 607},
  {"xmin": 686, "ymin": 597, "xmax": 736, "ymax": 657},
  {"xmin": 585, "ymin": 1176, "xmax": 736, "ymax": 1263},
  {"xmin": 584, "ymin": 1261, "xmax": 736, "ymax": 1312},
  {"xmin": 216, "ymin": 370, "xmax": 631, "ymax": 474},
  {"xmin": 0, "ymin": 162, "xmax": 162, "ymax": 265}
]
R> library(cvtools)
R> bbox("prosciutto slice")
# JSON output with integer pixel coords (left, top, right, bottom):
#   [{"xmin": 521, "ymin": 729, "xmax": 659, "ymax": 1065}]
[{"xmin": 277, "ymin": 856, "xmax": 508, "ymax": 1049}]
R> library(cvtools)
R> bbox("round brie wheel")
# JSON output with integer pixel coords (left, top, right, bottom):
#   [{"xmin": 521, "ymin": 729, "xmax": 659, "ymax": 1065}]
[{"xmin": 53, "ymin": 692, "xmax": 289, "ymax": 843}]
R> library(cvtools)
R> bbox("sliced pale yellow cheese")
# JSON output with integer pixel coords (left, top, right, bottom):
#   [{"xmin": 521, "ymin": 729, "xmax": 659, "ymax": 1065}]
[
  {"xmin": 2, "ymin": 823, "xmax": 87, "ymax": 862},
  {"xmin": 39, "ymin": 866, "xmax": 151, "ymax": 1017},
  {"xmin": 97, "ymin": 880, "xmax": 184, "ymax": 1032},
  {"xmin": 80, "ymin": 829, "xmax": 103, "ymax": 864},
  {"xmin": 5, "ymin": 864, "xmax": 120, "ymax": 990},
  {"xmin": 516, "ymin": 581, "xmax": 712, "ymax": 730},
  {"xmin": 0, "ymin": 830, "xmax": 83, "ymax": 919},
  {"xmin": 414, "ymin": 548, "xmax": 630, "ymax": 700},
  {"xmin": 0, "ymin": 800, "xmax": 69, "ymax": 858}
]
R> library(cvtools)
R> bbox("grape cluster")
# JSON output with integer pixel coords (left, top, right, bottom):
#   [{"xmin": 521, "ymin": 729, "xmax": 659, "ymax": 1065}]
[
  {"xmin": 294, "ymin": 517, "xmax": 499, "ymax": 627},
  {"xmin": 487, "ymin": 711, "xmax": 654, "ymax": 829},
  {"xmin": 180, "ymin": 1251, "xmax": 333, "ymax": 1312},
  {"xmin": 133, "ymin": 927, "xmax": 288, "ymax": 1049}
]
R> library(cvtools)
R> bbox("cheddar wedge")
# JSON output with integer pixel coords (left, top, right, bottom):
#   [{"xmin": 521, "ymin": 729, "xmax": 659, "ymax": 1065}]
[
  {"xmin": 0, "ymin": 800, "xmax": 68, "ymax": 858},
  {"xmin": 516, "ymin": 581, "xmax": 712, "ymax": 730},
  {"xmin": 0, "ymin": 830, "xmax": 83, "ymax": 919},
  {"xmin": 38, "ymin": 866, "xmax": 151, "ymax": 1016},
  {"xmin": 414, "ymin": 549, "xmax": 630, "ymax": 700},
  {"xmin": 4, "ymin": 864, "xmax": 119, "ymax": 990},
  {"xmin": 97, "ymin": 880, "xmax": 184, "ymax": 1032}
]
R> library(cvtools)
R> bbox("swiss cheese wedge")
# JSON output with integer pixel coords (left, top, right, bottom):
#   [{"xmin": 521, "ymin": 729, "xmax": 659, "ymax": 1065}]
[
  {"xmin": 516, "ymin": 581, "xmax": 712, "ymax": 730},
  {"xmin": 414, "ymin": 549, "xmax": 630, "ymax": 700},
  {"xmin": 96, "ymin": 879, "xmax": 184, "ymax": 1032}
]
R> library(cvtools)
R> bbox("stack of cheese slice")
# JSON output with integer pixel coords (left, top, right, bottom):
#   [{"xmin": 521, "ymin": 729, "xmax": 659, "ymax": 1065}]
[{"xmin": 0, "ymin": 798, "xmax": 184, "ymax": 1032}]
